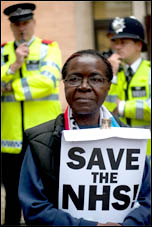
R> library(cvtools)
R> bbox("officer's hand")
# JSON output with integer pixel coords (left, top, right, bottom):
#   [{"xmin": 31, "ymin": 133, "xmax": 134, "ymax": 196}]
[
  {"xmin": 1, "ymin": 86, "xmax": 7, "ymax": 93},
  {"xmin": 6, "ymin": 82, "xmax": 13, "ymax": 92},
  {"xmin": 2, "ymin": 82, "xmax": 13, "ymax": 93},
  {"xmin": 16, "ymin": 43, "xmax": 29, "ymax": 64},
  {"xmin": 108, "ymin": 53, "xmax": 122, "ymax": 75},
  {"xmin": 9, "ymin": 43, "xmax": 29, "ymax": 73},
  {"xmin": 97, "ymin": 222, "xmax": 121, "ymax": 226}
]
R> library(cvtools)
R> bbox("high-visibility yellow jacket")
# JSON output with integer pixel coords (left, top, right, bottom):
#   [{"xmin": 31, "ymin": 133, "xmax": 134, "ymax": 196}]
[
  {"xmin": 104, "ymin": 60, "xmax": 151, "ymax": 156},
  {"xmin": 1, "ymin": 37, "xmax": 62, "ymax": 154}
]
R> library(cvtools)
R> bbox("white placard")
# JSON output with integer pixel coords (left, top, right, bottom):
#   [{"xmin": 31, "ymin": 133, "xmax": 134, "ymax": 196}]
[{"xmin": 59, "ymin": 128, "xmax": 150, "ymax": 223}]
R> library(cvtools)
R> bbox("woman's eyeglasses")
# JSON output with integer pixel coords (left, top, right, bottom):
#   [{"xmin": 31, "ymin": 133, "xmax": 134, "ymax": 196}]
[{"xmin": 64, "ymin": 75, "xmax": 109, "ymax": 87}]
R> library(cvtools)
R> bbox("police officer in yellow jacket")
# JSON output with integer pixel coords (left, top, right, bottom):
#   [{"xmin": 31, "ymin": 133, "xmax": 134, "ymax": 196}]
[
  {"xmin": 104, "ymin": 17, "xmax": 151, "ymax": 158},
  {"xmin": 1, "ymin": 3, "xmax": 62, "ymax": 225}
]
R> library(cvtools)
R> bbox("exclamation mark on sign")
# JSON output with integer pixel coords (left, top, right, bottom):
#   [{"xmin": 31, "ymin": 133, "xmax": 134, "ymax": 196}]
[{"xmin": 131, "ymin": 184, "xmax": 139, "ymax": 208}]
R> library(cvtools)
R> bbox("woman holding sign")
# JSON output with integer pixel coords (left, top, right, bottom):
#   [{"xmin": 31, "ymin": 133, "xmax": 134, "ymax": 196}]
[{"xmin": 18, "ymin": 49, "xmax": 151, "ymax": 226}]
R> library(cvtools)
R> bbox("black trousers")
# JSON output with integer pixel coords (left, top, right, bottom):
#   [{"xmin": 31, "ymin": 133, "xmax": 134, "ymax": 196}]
[{"xmin": 1, "ymin": 152, "xmax": 25, "ymax": 225}]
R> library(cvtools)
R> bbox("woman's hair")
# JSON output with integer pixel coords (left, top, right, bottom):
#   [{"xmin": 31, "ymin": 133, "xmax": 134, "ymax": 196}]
[{"xmin": 61, "ymin": 49, "xmax": 113, "ymax": 81}]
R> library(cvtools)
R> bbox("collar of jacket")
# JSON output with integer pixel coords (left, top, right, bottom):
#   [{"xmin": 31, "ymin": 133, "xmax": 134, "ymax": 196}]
[{"xmin": 52, "ymin": 114, "xmax": 65, "ymax": 138}]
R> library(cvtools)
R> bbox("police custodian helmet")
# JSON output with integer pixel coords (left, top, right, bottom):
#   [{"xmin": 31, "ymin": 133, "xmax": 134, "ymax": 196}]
[
  {"xmin": 3, "ymin": 3, "xmax": 36, "ymax": 23},
  {"xmin": 111, "ymin": 16, "xmax": 147, "ymax": 52}
]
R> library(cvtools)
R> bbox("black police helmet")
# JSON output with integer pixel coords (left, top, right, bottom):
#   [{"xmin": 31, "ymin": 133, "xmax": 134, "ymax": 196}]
[
  {"xmin": 3, "ymin": 3, "xmax": 36, "ymax": 23},
  {"xmin": 111, "ymin": 17, "xmax": 147, "ymax": 52}
]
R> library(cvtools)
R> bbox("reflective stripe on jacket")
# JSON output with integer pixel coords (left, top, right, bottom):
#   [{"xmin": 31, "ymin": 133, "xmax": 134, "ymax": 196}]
[{"xmin": 1, "ymin": 37, "xmax": 62, "ymax": 154}]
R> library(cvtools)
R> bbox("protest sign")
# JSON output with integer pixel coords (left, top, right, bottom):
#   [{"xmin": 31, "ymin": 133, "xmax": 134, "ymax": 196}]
[{"xmin": 58, "ymin": 127, "xmax": 150, "ymax": 223}]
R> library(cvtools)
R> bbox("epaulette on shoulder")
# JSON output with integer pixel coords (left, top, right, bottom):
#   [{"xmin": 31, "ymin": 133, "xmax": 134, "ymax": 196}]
[
  {"xmin": 1, "ymin": 42, "xmax": 7, "ymax": 47},
  {"xmin": 42, "ymin": 40, "xmax": 53, "ymax": 45}
]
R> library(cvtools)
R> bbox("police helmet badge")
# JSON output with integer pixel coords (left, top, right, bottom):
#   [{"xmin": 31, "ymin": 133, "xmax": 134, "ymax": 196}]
[{"xmin": 112, "ymin": 17, "xmax": 126, "ymax": 33}]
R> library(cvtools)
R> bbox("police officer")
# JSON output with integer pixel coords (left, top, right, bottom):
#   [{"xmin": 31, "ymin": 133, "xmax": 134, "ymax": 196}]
[
  {"xmin": 104, "ymin": 16, "xmax": 151, "ymax": 157},
  {"xmin": 1, "ymin": 3, "xmax": 62, "ymax": 225}
]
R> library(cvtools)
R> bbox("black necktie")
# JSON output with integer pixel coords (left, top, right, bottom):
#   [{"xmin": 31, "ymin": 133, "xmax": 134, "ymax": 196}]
[
  {"xmin": 125, "ymin": 66, "xmax": 134, "ymax": 126},
  {"xmin": 126, "ymin": 66, "xmax": 134, "ymax": 83}
]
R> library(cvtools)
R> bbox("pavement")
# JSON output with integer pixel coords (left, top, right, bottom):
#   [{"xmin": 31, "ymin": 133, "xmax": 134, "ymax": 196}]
[{"xmin": 1, "ymin": 185, "xmax": 25, "ymax": 225}]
